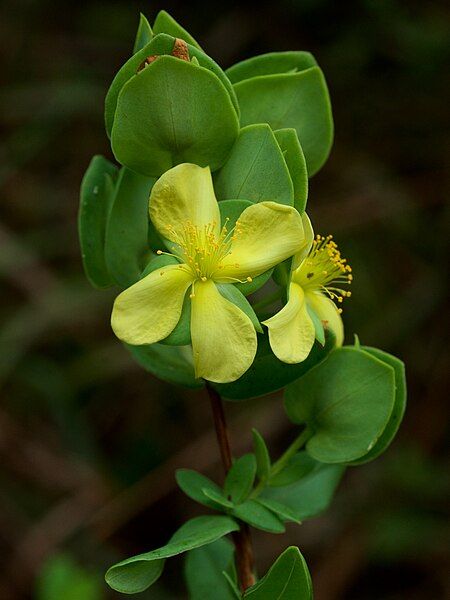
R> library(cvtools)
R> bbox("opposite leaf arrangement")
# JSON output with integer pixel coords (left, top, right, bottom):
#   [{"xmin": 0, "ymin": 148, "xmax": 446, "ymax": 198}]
[{"xmin": 78, "ymin": 9, "xmax": 406, "ymax": 599}]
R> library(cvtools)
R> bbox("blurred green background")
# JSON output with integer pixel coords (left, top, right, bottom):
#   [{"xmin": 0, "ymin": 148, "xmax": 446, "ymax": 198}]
[{"xmin": 1, "ymin": 0, "xmax": 449, "ymax": 598}]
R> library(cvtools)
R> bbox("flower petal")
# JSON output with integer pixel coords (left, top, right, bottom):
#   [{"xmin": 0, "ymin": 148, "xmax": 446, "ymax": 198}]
[
  {"xmin": 219, "ymin": 201, "xmax": 305, "ymax": 279},
  {"xmin": 149, "ymin": 163, "xmax": 220, "ymax": 243},
  {"xmin": 262, "ymin": 282, "xmax": 315, "ymax": 363},
  {"xmin": 292, "ymin": 212, "xmax": 314, "ymax": 271},
  {"xmin": 190, "ymin": 280, "xmax": 257, "ymax": 383},
  {"xmin": 111, "ymin": 265, "xmax": 193, "ymax": 345},
  {"xmin": 305, "ymin": 291, "xmax": 344, "ymax": 346}
]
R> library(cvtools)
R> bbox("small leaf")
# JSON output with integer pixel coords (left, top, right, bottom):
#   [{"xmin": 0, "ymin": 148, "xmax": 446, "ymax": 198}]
[
  {"xmin": 232, "ymin": 500, "xmax": 285, "ymax": 533},
  {"xmin": 274, "ymin": 128, "xmax": 308, "ymax": 212},
  {"xmin": 214, "ymin": 123, "xmax": 294, "ymax": 206},
  {"xmin": 78, "ymin": 155, "xmax": 118, "ymax": 289},
  {"xmin": 111, "ymin": 56, "xmax": 239, "ymax": 177},
  {"xmin": 243, "ymin": 547, "xmax": 312, "ymax": 599},
  {"xmin": 307, "ymin": 304, "xmax": 325, "ymax": 346},
  {"xmin": 176, "ymin": 469, "xmax": 223, "ymax": 509},
  {"xmin": 202, "ymin": 488, "xmax": 234, "ymax": 509},
  {"xmin": 222, "ymin": 571, "xmax": 241, "ymax": 599},
  {"xmin": 285, "ymin": 347, "xmax": 396, "ymax": 463},
  {"xmin": 153, "ymin": 10, "xmax": 202, "ymax": 49},
  {"xmin": 133, "ymin": 13, "xmax": 153, "ymax": 54},
  {"xmin": 213, "ymin": 331, "xmax": 335, "ymax": 401},
  {"xmin": 224, "ymin": 454, "xmax": 257, "ymax": 504},
  {"xmin": 105, "ymin": 167, "xmax": 154, "ymax": 289},
  {"xmin": 105, "ymin": 516, "xmax": 239, "ymax": 594},
  {"xmin": 263, "ymin": 462, "xmax": 344, "ymax": 521},
  {"xmin": 234, "ymin": 67, "xmax": 333, "ymax": 177},
  {"xmin": 252, "ymin": 429, "xmax": 271, "ymax": 481},
  {"xmin": 269, "ymin": 452, "xmax": 317, "ymax": 487},
  {"xmin": 128, "ymin": 343, "xmax": 203, "ymax": 389},
  {"xmin": 185, "ymin": 538, "xmax": 236, "ymax": 600},
  {"xmin": 255, "ymin": 498, "xmax": 301, "ymax": 524},
  {"xmin": 226, "ymin": 51, "xmax": 317, "ymax": 84},
  {"xmin": 349, "ymin": 347, "xmax": 406, "ymax": 464}
]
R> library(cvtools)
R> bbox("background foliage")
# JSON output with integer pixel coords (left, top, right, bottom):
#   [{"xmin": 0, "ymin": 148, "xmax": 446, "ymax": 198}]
[{"xmin": 0, "ymin": 0, "xmax": 448, "ymax": 598}]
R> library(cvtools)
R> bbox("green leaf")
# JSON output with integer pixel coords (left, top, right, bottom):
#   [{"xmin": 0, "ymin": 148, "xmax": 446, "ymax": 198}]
[
  {"xmin": 269, "ymin": 451, "xmax": 317, "ymax": 487},
  {"xmin": 255, "ymin": 498, "xmax": 301, "ymax": 524},
  {"xmin": 234, "ymin": 67, "xmax": 333, "ymax": 177},
  {"xmin": 153, "ymin": 10, "xmax": 202, "ymax": 50},
  {"xmin": 306, "ymin": 304, "xmax": 325, "ymax": 346},
  {"xmin": 185, "ymin": 538, "xmax": 237, "ymax": 600},
  {"xmin": 105, "ymin": 167, "xmax": 154, "ymax": 289},
  {"xmin": 176, "ymin": 469, "xmax": 224, "ymax": 510},
  {"xmin": 213, "ymin": 331, "xmax": 335, "ymax": 401},
  {"xmin": 224, "ymin": 454, "xmax": 257, "ymax": 504},
  {"xmin": 217, "ymin": 284, "xmax": 262, "ymax": 334},
  {"xmin": 105, "ymin": 33, "xmax": 238, "ymax": 137},
  {"xmin": 217, "ymin": 199, "xmax": 273, "ymax": 296},
  {"xmin": 285, "ymin": 347, "xmax": 396, "ymax": 463},
  {"xmin": 203, "ymin": 488, "xmax": 234, "ymax": 509},
  {"xmin": 252, "ymin": 429, "xmax": 271, "ymax": 481},
  {"xmin": 232, "ymin": 499, "xmax": 285, "ymax": 533},
  {"xmin": 226, "ymin": 51, "xmax": 317, "ymax": 84},
  {"xmin": 37, "ymin": 554, "xmax": 102, "ymax": 600},
  {"xmin": 263, "ymin": 462, "xmax": 344, "ymax": 521},
  {"xmin": 348, "ymin": 347, "xmax": 406, "ymax": 464},
  {"xmin": 274, "ymin": 128, "xmax": 308, "ymax": 213},
  {"xmin": 214, "ymin": 123, "xmax": 294, "ymax": 206},
  {"xmin": 105, "ymin": 516, "xmax": 239, "ymax": 594},
  {"xmin": 133, "ymin": 13, "xmax": 153, "ymax": 54},
  {"xmin": 243, "ymin": 547, "xmax": 312, "ymax": 599},
  {"xmin": 111, "ymin": 55, "xmax": 239, "ymax": 176},
  {"xmin": 78, "ymin": 155, "xmax": 118, "ymax": 289},
  {"xmin": 128, "ymin": 343, "xmax": 203, "ymax": 389}
]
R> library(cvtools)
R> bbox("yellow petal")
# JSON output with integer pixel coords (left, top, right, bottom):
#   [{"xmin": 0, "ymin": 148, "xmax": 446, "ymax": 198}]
[
  {"xmin": 219, "ymin": 201, "xmax": 305, "ymax": 279},
  {"xmin": 190, "ymin": 279, "xmax": 257, "ymax": 383},
  {"xmin": 149, "ymin": 163, "xmax": 221, "ymax": 243},
  {"xmin": 305, "ymin": 291, "xmax": 344, "ymax": 346},
  {"xmin": 111, "ymin": 265, "xmax": 193, "ymax": 345},
  {"xmin": 262, "ymin": 282, "xmax": 315, "ymax": 363},
  {"xmin": 292, "ymin": 212, "xmax": 314, "ymax": 271}
]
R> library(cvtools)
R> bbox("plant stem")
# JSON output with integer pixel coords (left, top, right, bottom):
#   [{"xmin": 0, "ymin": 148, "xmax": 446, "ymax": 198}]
[{"xmin": 205, "ymin": 383, "xmax": 256, "ymax": 592}]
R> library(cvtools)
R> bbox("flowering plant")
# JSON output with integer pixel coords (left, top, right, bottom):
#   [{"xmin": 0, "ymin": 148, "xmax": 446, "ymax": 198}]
[{"xmin": 79, "ymin": 10, "xmax": 406, "ymax": 598}]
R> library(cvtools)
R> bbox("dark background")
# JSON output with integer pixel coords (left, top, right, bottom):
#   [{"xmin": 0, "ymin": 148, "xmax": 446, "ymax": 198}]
[{"xmin": 1, "ymin": 0, "xmax": 449, "ymax": 598}]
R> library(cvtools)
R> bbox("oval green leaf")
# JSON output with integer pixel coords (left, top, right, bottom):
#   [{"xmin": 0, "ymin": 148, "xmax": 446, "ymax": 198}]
[
  {"xmin": 224, "ymin": 454, "xmax": 257, "ymax": 504},
  {"xmin": 274, "ymin": 128, "xmax": 308, "ymax": 212},
  {"xmin": 226, "ymin": 51, "xmax": 317, "ymax": 84},
  {"xmin": 176, "ymin": 469, "xmax": 224, "ymax": 510},
  {"xmin": 231, "ymin": 499, "xmax": 285, "ymax": 533},
  {"xmin": 268, "ymin": 451, "xmax": 317, "ymax": 488},
  {"xmin": 133, "ymin": 13, "xmax": 153, "ymax": 54},
  {"xmin": 153, "ymin": 10, "xmax": 202, "ymax": 50},
  {"xmin": 234, "ymin": 67, "xmax": 333, "ymax": 177},
  {"xmin": 252, "ymin": 429, "xmax": 271, "ymax": 481},
  {"xmin": 185, "ymin": 538, "xmax": 236, "ymax": 600}
]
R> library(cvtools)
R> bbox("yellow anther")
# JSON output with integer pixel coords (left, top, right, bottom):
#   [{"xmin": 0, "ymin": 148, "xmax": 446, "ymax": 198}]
[
  {"xmin": 247, "ymin": 276, "xmax": 253, "ymax": 282},
  {"xmin": 156, "ymin": 250, "xmax": 163, "ymax": 255}
]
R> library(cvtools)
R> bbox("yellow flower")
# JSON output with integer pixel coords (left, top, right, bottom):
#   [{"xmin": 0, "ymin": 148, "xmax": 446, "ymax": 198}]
[
  {"xmin": 263, "ymin": 214, "xmax": 352, "ymax": 363},
  {"xmin": 111, "ymin": 163, "xmax": 306, "ymax": 383}
]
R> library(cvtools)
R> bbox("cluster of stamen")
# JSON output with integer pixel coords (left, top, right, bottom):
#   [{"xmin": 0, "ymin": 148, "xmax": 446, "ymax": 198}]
[
  {"xmin": 156, "ymin": 218, "xmax": 252, "ymax": 298},
  {"xmin": 296, "ymin": 234, "xmax": 352, "ymax": 313}
]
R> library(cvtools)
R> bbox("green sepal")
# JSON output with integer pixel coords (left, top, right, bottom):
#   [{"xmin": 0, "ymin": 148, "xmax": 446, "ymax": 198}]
[
  {"xmin": 78, "ymin": 155, "xmax": 118, "ymax": 289},
  {"xmin": 176, "ymin": 469, "xmax": 225, "ymax": 510},
  {"xmin": 217, "ymin": 284, "xmax": 262, "ymax": 334},
  {"xmin": 133, "ymin": 13, "xmax": 153, "ymax": 53},
  {"xmin": 185, "ymin": 539, "xmax": 237, "ymax": 600},
  {"xmin": 224, "ymin": 454, "xmax": 257, "ymax": 504},
  {"xmin": 153, "ymin": 10, "xmax": 202, "ymax": 50},
  {"xmin": 218, "ymin": 199, "xmax": 272, "ymax": 296},
  {"xmin": 307, "ymin": 304, "xmax": 325, "ymax": 346},
  {"xmin": 226, "ymin": 51, "xmax": 317, "ymax": 84},
  {"xmin": 105, "ymin": 167, "xmax": 154, "ymax": 289},
  {"xmin": 268, "ymin": 451, "xmax": 317, "ymax": 487},
  {"xmin": 231, "ymin": 500, "xmax": 285, "ymax": 533},
  {"xmin": 112, "ymin": 55, "xmax": 239, "ymax": 177},
  {"xmin": 234, "ymin": 67, "xmax": 333, "ymax": 177},
  {"xmin": 274, "ymin": 128, "xmax": 308, "ymax": 213},
  {"xmin": 348, "ymin": 347, "xmax": 406, "ymax": 464},
  {"xmin": 213, "ymin": 331, "xmax": 335, "ymax": 401},
  {"xmin": 127, "ymin": 343, "xmax": 203, "ymax": 389},
  {"xmin": 105, "ymin": 516, "xmax": 239, "ymax": 594},
  {"xmin": 252, "ymin": 429, "xmax": 271, "ymax": 481},
  {"xmin": 243, "ymin": 546, "xmax": 313, "ymax": 599},
  {"xmin": 105, "ymin": 33, "xmax": 239, "ymax": 139},
  {"xmin": 284, "ymin": 347, "xmax": 396, "ymax": 463},
  {"xmin": 262, "ymin": 462, "xmax": 345, "ymax": 521},
  {"xmin": 214, "ymin": 123, "xmax": 294, "ymax": 206}
]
